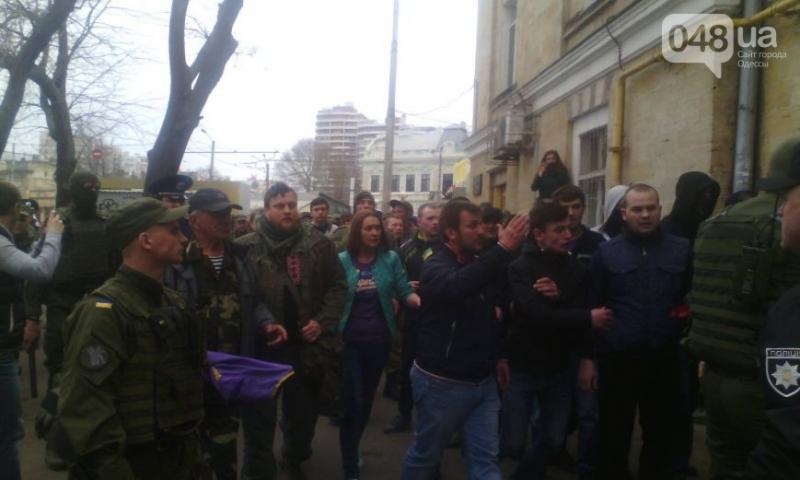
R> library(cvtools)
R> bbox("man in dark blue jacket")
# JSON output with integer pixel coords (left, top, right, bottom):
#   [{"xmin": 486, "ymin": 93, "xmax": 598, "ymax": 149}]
[
  {"xmin": 590, "ymin": 184, "xmax": 692, "ymax": 480},
  {"xmin": 402, "ymin": 200, "xmax": 528, "ymax": 480}
]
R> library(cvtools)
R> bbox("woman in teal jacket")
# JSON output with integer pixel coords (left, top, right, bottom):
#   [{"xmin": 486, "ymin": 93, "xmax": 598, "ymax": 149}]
[{"xmin": 338, "ymin": 210, "xmax": 420, "ymax": 479}]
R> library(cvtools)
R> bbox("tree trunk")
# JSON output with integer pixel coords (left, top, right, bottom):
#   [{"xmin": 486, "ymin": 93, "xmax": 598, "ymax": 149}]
[
  {"xmin": 0, "ymin": 0, "xmax": 77, "ymax": 156},
  {"xmin": 145, "ymin": 0, "xmax": 243, "ymax": 188}
]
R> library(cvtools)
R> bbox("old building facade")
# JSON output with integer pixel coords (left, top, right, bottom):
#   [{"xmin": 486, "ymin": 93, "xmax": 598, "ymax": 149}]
[
  {"xmin": 466, "ymin": 0, "xmax": 800, "ymax": 225},
  {"xmin": 361, "ymin": 125, "xmax": 468, "ymax": 211}
]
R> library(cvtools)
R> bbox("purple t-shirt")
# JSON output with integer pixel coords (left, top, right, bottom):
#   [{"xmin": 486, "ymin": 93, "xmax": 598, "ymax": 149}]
[{"xmin": 344, "ymin": 259, "xmax": 391, "ymax": 343}]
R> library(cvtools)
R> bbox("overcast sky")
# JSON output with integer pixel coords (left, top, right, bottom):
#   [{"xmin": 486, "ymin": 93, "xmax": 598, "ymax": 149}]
[{"xmin": 11, "ymin": 0, "xmax": 478, "ymax": 181}]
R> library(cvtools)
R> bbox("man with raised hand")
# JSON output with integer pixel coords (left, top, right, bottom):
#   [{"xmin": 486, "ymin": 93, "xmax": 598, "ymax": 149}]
[{"xmin": 402, "ymin": 199, "xmax": 528, "ymax": 480}]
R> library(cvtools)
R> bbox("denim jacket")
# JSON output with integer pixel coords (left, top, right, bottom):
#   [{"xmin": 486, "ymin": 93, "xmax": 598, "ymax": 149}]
[
  {"xmin": 590, "ymin": 229, "xmax": 692, "ymax": 357},
  {"xmin": 338, "ymin": 249, "xmax": 413, "ymax": 336}
]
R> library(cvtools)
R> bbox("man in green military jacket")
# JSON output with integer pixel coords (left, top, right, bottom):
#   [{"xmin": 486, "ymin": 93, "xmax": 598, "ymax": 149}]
[
  {"xmin": 688, "ymin": 138, "xmax": 800, "ymax": 478},
  {"xmin": 237, "ymin": 182, "xmax": 346, "ymax": 480},
  {"xmin": 57, "ymin": 198, "xmax": 205, "ymax": 479}
]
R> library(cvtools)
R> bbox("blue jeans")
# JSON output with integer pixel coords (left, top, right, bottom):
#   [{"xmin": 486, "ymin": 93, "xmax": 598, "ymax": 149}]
[
  {"xmin": 402, "ymin": 364, "xmax": 501, "ymax": 480},
  {"xmin": 574, "ymin": 384, "xmax": 598, "ymax": 475},
  {"xmin": 0, "ymin": 351, "xmax": 22, "ymax": 480},
  {"xmin": 500, "ymin": 370, "xmax": 573, "ymax": 480},
  {"xmin": 339, "ymin": 340, "xmax": 391, "ymax": 478}
]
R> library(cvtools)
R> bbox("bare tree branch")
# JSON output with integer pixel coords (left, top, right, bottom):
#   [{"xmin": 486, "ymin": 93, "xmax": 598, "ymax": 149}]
[
  {"xmin": 0, "ymin": 0, "xmax": 77, "ymax": 155},
  {"xmin": 145, "ymin": 0, "xmax": 243, "ymax": 187}
]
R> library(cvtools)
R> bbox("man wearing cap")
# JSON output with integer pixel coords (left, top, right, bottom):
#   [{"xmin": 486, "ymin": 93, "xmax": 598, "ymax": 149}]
[
  {"xmin": 57, "ymin": 197, "xmax": 204, "ymax": 479},
  {"xmin": 232, "ymin": 212, "xmax": 253, "ymax": 239},
  {"xmin": 330, "ymin": 191, "xmax": 376, "ymax": 252},
  {"xmin": 687, "ymin": 138, "xmax": 800, "ymax": 479},
  {"xmin": 163, "ymin": 188, "xmax": 287, "ymax": 479},
  {"xmin": 25, "ymin": 172, "xmax": 114, "ymax": 469},
  {"xmin": 145, "ymin": 174, "xmax": 194, "ymax": 209},
  {"xmin": 739, "ymin": 137, "xmax": 800, "ymax": 479},
  {"xmin": 237, "ymin": 182, "xmax": 346, "ymax": 480}
]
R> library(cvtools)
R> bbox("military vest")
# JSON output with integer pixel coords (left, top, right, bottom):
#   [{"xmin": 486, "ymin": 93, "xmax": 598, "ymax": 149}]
[
  {"xmin": 50, "ymin": 208, "xmax": 111, "ymax": 288},
  {"xmin": 688, "ymin": 193, "xmax": 800, "ymax": 372},
  {"xmin": 0, "ymin": 227, "xmax": 24, "ymax": 351},
  {"xmin": 94, "ymin": 280, "xmax": 204, "ymax": 444}
]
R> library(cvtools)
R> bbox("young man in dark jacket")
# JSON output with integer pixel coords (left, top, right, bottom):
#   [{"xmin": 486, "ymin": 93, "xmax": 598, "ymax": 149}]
[
  {"xmin": 590, "ymin": 184, "xmax": 692, "ymax": 480},
  {"xmin": 402, "ymin": 200, "xmax": 528, "ymax": 480},
  {"xmin": 503, "ymin": 201, "xmax": 612, "ymax": 480},
  {"xmin": 551, "ymin": 185, "xmax": 606, "ymax": 477}
]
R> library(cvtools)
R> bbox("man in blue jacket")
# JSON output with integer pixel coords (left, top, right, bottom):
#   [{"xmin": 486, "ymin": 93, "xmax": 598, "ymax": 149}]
[
  {"xmin": 590, "ymin": 184, "xmax": 692, "ymax": 480},
  {"xmin": 401, "ymin": 200, "xmax": 528, "ymax": 480}
]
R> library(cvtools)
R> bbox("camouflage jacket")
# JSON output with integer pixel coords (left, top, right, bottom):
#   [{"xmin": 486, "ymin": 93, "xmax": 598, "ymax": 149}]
[
  {"xmin": 236, "ymin": 220, "xmax": 347, "ymax": 367},
  {"xmin": 163, "ymin": 240, "xmax": 275, "ymax": 357}
]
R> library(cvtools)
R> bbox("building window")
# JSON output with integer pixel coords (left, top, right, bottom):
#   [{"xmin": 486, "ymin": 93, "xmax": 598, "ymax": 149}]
[
  {"xmin": 577, "ymin": 126, "xmax": 607, "ymax": 227},
  {"xmin": 421, "ymin": 174, "xmax": 430, "ymax": 192},
  {"xmin": 442, "ymin": 173, "xmax": 454, "ymax": 194},
  {"xmin": 505, "ymin": 0, "xmax": 517, "ymax": 88},
  {"xmin": 370, "ymin": 175, "xmax": 380, "ymax": 193},
  {"xmin": 406, "ymin": 174, "xmax": 415, "ymax": 192},
  {"xmin": 472, "ymin": 174, "xmax": 483, "ymax": 196},
  {"xmin": 392, "ymin": 175, "xmax": 400, "ymax": 193},
  {"xmin": 507, "ymin": 23, "xmax": 516, "ymax": 87}
]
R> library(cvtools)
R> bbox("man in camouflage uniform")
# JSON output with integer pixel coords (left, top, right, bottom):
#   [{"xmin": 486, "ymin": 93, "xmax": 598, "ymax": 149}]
[
  {"xmin": 26, "ymin": 172, "xmax": 114, "ymax": 469},
  {"xmin": 164, "ymin": 188, "xmax": 287, "ymax": 480},
  {"xmin": 688, "ymin": 138, "xmax": 800, "ymax": 479},
  {"xmin": 57, "ymin": 197, "xmax": 204, "ymax": 479},
  {"xmin": 237, "ymin": 182, "xmax": 346, "ymax": 480}
]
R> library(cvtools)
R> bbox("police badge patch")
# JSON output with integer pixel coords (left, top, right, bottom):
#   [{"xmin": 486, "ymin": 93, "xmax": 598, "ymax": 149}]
[
  {"xmin": 80, "ymin": 344, "xmax": 110, "ymax": 370},
  {"xmin": 765, "ymin": 348, "xmax": 800, "ymax": 398}
]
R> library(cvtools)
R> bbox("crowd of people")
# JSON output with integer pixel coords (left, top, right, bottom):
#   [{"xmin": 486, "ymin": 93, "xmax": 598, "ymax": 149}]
[{"xmin": 1, "ymin": 137, "xmax": 800, "ymax": 480}]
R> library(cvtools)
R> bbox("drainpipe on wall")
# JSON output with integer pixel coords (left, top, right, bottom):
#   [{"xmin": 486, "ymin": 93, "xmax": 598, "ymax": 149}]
[
  {"xmin": 607, "ymin": 0, "xmax": 799, "ymax": 187},
  {"xmin": 732, "ymin": 0, "xmax": 762, "ymax": 193}
]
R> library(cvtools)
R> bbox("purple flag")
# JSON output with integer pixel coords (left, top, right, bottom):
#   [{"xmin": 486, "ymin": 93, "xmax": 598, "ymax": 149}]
[{"xmin": 205, "ymin": 351, "xmax": 294, "ymax": 404}]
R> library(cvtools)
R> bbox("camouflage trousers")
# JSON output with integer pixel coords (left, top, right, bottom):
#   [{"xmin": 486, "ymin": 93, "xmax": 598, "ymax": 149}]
[{"xmin": 200, "ymin": 387, "xmax": 240, "ymax": 480}]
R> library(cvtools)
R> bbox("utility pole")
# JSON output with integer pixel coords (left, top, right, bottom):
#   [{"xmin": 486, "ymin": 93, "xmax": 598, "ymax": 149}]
[
  {"xmin": 210, "ymin": 139, "xmax": 216, "ymax": 180},
  {"xmin": 437, "ymin": 145, "xmax": 444, "ymax": 200},
  {"xmin": 382, "ymin": 0, "xmax": 399, "ymax": 211}
]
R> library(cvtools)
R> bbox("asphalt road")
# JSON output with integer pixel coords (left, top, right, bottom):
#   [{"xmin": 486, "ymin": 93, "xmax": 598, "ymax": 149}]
[{"xmin": 18, "ymin": 347, "xmax": 709, "ymax": 479}]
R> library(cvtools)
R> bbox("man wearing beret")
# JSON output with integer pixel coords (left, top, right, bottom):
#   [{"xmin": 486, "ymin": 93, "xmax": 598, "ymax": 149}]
[
  {"xmin": 57, "ymin": 198, "xmax": 205, "ymax": 479},
  {"xmin": 163, "ymin": 188, "xmax": 287, "ymax": 479}
]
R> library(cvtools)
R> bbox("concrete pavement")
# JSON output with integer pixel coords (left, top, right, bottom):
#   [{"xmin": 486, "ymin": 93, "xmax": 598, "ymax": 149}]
[{"xmin": 18, "ymin": 346, "xmax": 709, "ymax": 479}]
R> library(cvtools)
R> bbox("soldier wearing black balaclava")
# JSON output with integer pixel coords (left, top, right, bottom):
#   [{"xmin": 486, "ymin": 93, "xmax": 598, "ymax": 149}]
[
  {"xmin": 662, "ymin": 171, "xmax": 721, "ymax": 245},
  {"xmin": 661, "ymin": 171, "xmax": 720, "ymax": 477},
  {"xmin": 26, "ymin": 171, "xmax": 115, "ymax": 470}
]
